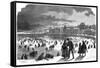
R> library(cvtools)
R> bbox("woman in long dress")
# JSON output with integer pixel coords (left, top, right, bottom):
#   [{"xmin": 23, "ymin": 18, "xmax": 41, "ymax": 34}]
[
  {"xmin": 61, "ymin": 40, "xmax": 69, "ymax": 59},
  {"xmin": 81, "ymin": 41, "xmax": 87, "ymax": 56},
  {"xmin": 78, "ymin": 43, "xmax": 82, "ymax": 56}
]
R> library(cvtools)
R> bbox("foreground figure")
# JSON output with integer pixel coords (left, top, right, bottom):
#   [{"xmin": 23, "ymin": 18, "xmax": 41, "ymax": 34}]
[{"xmin": 61, "ymin": 38, "xmax": 74, "ymax": 60}]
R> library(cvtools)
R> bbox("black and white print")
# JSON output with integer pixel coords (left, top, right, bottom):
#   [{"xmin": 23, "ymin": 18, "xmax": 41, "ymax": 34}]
[{"xmin": 16, "ymin": 3, "xmax": 97, "ymax": 65}]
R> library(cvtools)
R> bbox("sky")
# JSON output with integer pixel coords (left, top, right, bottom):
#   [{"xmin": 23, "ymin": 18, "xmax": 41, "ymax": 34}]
[{"xmin": 16, "ymin": 3, "xmax": 96, "ymax": 30}]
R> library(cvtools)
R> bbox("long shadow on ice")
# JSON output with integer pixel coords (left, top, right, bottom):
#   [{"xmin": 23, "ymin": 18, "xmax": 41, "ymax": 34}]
[
  {"xmin": 57, "ymin": 57, "xmax": 74, "ymax": 62},
  {"xmin": 75, "ymin": 55, "xmax": 85, "ymax": 61}
]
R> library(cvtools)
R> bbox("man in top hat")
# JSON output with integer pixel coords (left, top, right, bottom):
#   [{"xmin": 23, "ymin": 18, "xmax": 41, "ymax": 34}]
[{"xmin": 66, "ymin": 38, "xmax": 74, "ymax": 59}]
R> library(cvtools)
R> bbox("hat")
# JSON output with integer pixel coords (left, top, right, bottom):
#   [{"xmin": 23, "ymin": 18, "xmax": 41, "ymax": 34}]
[{"xmin": 66, "ymin": 38, "xmax": 69, "ymax": 41}]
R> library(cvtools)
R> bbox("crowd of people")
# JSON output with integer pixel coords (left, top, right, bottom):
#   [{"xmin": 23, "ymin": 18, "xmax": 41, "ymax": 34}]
[{"xmin": 17, "ymin": 36, "xmax": 96, "ymax": 61}]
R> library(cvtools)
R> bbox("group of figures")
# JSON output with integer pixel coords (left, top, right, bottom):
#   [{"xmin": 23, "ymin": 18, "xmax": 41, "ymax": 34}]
[
  {"xmin": 61, "ymin": 38, "xmax": 90, "ymax": 60},
  {"xmin": 17, "ymin": 36, "xmax": 96, "ymax": 62}
]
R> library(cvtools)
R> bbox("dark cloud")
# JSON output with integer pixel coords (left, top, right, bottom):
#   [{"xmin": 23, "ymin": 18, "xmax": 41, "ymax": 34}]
[
  {"xmin": 71, "ymin": 7, "xmax": 95, "ymax": 16},
  {"xmin": 48, "ymin": 6, "xmax": 73, "ymax": 15},
  {"xmin": 17, "ymin": 4, "xmax": 74, "ymax": 31},
  {"xmin": 17, "ymin": 4, "xmax": 95, "ymax": 31}
]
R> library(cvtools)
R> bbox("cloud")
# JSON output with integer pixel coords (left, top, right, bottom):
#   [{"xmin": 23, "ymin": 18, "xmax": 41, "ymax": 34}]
[
  {"xmin": 17, "ymin": 4, "xmax": 96, "ymax": 31},
  {"xmin": 71, "ymin": 7, "xmax": 95, "ymax": 16},
  {"xmin": 67, "ymin": 9, "xmax": 95, "ymax": 26},
  {"xmin": 42, "ymin": 11, "xmax": 76, "ymax": 22},
  {"xmin": 17, "ymin": 4, "xmax": 75, "ymax": 30}
]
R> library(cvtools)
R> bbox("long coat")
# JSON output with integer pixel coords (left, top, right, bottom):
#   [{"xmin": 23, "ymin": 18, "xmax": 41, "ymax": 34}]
[
  {"xmin": 78, "ymin": 42, "xmax": 87, "ymax": 54},
  {"xmin": 67, "ymin": 41, "xmax": 74, "ymax": 50},
  {"xmin": 61, "ymin": 41, "xmax": 69, "ymax": 58},
  {"xmin": 81, "ymin": 42, "xmax": 87, "ymax": 53},
  {"xmin": 78, "ymin": 43, "xmax": 82, "ymax": 53}
]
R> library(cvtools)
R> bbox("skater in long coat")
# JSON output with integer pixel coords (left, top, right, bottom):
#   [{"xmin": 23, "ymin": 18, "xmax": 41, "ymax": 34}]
[
  {"xmin": 66, "ymin": 38, "xmax": 74, "ymax": 59},
  {"xmin": 61, "ymin": 40, "xmax": 69, "ymax": 59},
  {"xmin": 78, "ymin": 43, "xmax": 82, "ymax": 56},
  {"xmin": 81, "ymin": 41, "xmax": 87, "ymax": 56}
]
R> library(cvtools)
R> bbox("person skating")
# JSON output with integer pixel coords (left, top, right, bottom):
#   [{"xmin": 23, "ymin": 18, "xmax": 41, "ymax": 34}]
[
  {"xmin": 78, "ymin": 43, "xmax": 82, "ymax": 56},
  {"xmin": 81, "ymin": 41, "xmax": 87, "ymax": 56}
]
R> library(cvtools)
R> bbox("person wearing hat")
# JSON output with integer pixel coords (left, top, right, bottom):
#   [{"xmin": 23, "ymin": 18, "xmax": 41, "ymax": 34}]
[
  {"xmin": 66, "ymin": 38, "xmax": 74, "ymax": 59},
  {"xmin": 61, "ymin": 39, "xmax": 69, "ymax": 59}
]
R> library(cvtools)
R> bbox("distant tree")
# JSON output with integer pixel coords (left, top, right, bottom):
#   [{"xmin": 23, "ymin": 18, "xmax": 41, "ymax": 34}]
[
  {"xmin": 63, "ymin": 25, "xmax": 67, "ymax": 32},
  {"xmin": 88, "ymin": 24, "xmax": 96, "ymax": 30},
  {"xmin": 78, "ymin": 22, "xmax": 86, "ymax": 30}
]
